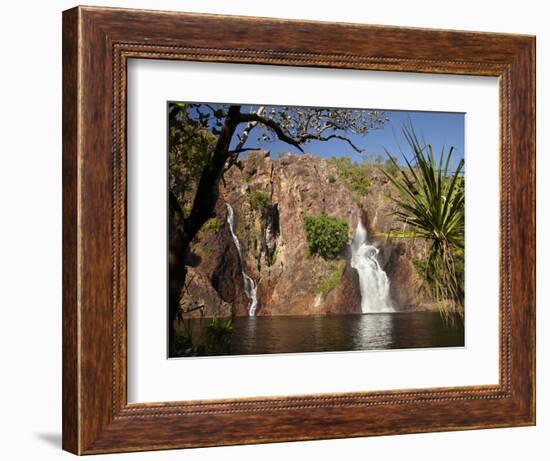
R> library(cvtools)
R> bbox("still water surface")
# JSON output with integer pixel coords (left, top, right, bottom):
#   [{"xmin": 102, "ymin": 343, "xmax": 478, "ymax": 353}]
[{"xmin": 181, "ymin": 312, "xmax": 464, "ymax": 357}]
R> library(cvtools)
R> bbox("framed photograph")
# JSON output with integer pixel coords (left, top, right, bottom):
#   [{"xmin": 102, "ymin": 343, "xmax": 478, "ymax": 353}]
[{"xmin": 62, "ymin": 6, "xmax": 535, "ymax": 455}]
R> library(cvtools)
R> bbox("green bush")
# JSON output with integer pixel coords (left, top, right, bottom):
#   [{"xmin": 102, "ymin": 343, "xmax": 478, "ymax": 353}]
[
  {"xmin": 191, "ymin": 216, "xmax": 221, "ymax": 246},
  {"xmin": 248, "ymin": 190, "xmax": 272, "ymax": 210},
  {"xmin": 303, "ymin": 213, "xmax": 349, "ymax": 260},
  {"xmin": 182, "ymin": 205, "xmax": 192, "ymax": 219},
  {"xmin": 205, "ymin": 317, "xmax": 234, "ymax": 355},
  {"xmin": 327, "ymin": 156, "xmax": 370, "ymax": 199},
  {"xmin": 267, "ymin": 248, "xmax": 278, "ymax": 267},
  {"xmin": 202, "ymin": 217, "xmax": 221, "ymax": 232},
  {"xmin": 173, "ymin": 316, "xmax": 234, "ymax": 357}
]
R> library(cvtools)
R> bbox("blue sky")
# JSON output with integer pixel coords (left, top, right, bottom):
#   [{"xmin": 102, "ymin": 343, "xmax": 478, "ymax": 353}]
[{"xmin": 180, "ymin": 103, "xmax": 465, "ymax": 171}]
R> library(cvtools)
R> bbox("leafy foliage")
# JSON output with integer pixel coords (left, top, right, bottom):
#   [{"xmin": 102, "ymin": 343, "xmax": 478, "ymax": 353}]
[
  {"xmin": 382, "ymin": 126, "xmax": 465, "ymax": 316},
  {"xmin": 191, "ymin": 216, "xmax": 221, "ymax": 247},
  {"xmin": 317, "ymin": 260, "xmax": 345, "ymax": 295},
  {"xmin": 174, "ymin": 316, "xmax": 234, "ymax": 357},
  {"xmin": 266, "ymin": 248, "xmax": 278, "ymax": 267},
  {"xmin": 168, "ymin": 103, "xmax": 216, "ymax": 206},
  {"xmin": 303, "ymin": 213, "xmax": 349, "ymax": 260},
  {"xmin": 205, "ymin": 317, "xmax": 234, "ymax": 355},
  {"xmin": 181, "ymin": 205, "xmax": 192, "ymax": 219},
  {"xmin": 173, "ymin": 330, "xmax": 196, "ymax": 356},
  {"xmin": 248, "ymin": 190, "xmax": 272, "ymax": 210},
  {"xmin": 327, "ymin": 156, "xmax": 371, "ymax": 199},
  {"xmin": 201, "ymin": 217, "xmax": 221, "ymax": 233}
]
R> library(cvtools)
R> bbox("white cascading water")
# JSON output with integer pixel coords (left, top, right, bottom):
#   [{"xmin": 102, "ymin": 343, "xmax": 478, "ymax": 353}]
[
  {"xmin": 350, "ymin": 220, "xmax": 394, "ymax": 313},
  {"xmin": 226, "ymin": 204, "xmax": 258, "ymax": 316}
]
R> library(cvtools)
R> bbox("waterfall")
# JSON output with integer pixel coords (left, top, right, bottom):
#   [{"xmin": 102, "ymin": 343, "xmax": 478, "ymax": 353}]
[
  {"xmin": 350, "ymin": 220, "xmax": 394, "ymax": 314},
  {"xmin": 226, "ymin": 204, "xmax": 258, "ymax": 316}
]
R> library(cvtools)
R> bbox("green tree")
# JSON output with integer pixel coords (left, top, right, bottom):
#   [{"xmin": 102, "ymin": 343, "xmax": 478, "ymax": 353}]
[
  {"xmin": 382, "ymin": 126, "xmax": 464, "ymax": 316},
  {"xmin": 169, "ymin": 103, "xmax": 216, "ymax": 206},
  {"xmin": 303, "ymin": 213, "xmax": 349, "ymax": 260}
]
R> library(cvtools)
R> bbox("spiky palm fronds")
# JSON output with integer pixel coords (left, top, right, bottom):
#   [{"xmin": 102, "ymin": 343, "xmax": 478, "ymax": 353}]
[{"xmin": 382, "ymin": 126, "xmax": 465, "ymax": 316}]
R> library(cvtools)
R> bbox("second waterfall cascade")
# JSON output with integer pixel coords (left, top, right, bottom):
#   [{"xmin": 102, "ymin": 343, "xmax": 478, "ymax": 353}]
[
  {"xmin": 226, "ymin": 203, "xmax": 258, "ymax": 316},
  {"xmin": 350, "ymin": 220, "xmax": 394, "ymax": 313}
]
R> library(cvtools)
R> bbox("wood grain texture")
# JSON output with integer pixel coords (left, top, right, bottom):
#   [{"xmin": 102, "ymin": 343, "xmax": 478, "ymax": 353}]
[
  {"xmin": 62, "ymin": 5, "xmax": 536, "ymax": 455},
  {"xmin": 62, "ymin": 7, "xmax": 79, "ymax": 454}
]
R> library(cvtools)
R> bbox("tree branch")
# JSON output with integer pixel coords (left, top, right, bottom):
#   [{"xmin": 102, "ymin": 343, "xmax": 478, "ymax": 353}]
[
  {"xmin": 291, "ymin": 132, "xmax": 364, "ymax": 153},
  {"xmin": 238, "ymin": 112, "xmax": 364, "ymax": 153},
  {"xmin": 204, "ymin": 104, "xmax": 218, "ymax": 115},
  {"xmin": 317, "ymin": 134, "xmax": 365, "ymax": 153},
  {"xmin": 234, "ymin": 106, "xmax": 264, "ymax": 152},
  {"xmin": 227, "ymin": 147, "xmax": 259, "ymax": 155},
  {"xmin": 238, "ymin": 112, "xmax": 305, "ymax": 152}
]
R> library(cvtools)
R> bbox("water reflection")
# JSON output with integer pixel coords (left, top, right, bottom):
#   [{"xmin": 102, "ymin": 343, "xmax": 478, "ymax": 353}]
[
  {"xmin": 242, "ymin": 315, "xmax": 258, "ymax": 350},
  {"xmin": 178, "ymin": 312, "xmax": 464, "ymax": 358},
  {"xmin": 352, "ymin": 314, "xmax": 395, "ymax": 350}
]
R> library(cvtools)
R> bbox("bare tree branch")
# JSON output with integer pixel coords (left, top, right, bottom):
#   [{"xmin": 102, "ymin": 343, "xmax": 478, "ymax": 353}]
[
  {"xmin": 234, "ymin": 106, "xmax": 264, "ymax": 152},
  {"xmin": 313, "ymin": 134, "xmax": 365, "ymax": 153},
  {"xmin": 239, "ymin": 112, "xmax": 305, "ymax": 152},
  {"xmin": 223, "ymin": 106, "xmax": 266, "ymax": 174}
]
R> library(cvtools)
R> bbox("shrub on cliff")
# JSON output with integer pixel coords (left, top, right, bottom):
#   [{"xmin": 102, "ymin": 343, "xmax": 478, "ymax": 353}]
[
  {"xmin": 317, "ymin": 260, "xmax": 345, "ymax": 295},
  {"xmin": 202, "ymin": 217, "xmax": 221, "ymax": 232},
  {"xmin": 248, "ymin": 190, "xmax": 272, "ymax": 210},
  {"xmin": 303, "ymin": 213, "xmax": 349, "ymax": 260},
  {"xmin": 327, "ymin": 156, "xmax": 371, "ymax": 200}
]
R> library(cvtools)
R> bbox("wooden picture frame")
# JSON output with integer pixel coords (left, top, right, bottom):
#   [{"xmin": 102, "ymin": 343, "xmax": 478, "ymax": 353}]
[{"xmin": 62, "ymin": 5, "xmax": 535, "ymax": 455}]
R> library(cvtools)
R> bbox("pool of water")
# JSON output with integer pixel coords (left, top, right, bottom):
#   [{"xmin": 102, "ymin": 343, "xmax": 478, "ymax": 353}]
[{"xmin": 173, "ymin": 312, "xmax": 464, "ymax": 357}]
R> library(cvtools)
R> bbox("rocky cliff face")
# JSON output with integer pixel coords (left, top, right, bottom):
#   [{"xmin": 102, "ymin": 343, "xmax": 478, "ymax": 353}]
[{"xmin": 181, "ymin": 151, "xmax": 431, "ymax": 317}]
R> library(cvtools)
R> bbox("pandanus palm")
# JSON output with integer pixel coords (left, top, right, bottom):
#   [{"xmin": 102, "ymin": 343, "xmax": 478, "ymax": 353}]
[{"xmin": 382, "ymin": 127, "xmax": 465, "ymax": 316}]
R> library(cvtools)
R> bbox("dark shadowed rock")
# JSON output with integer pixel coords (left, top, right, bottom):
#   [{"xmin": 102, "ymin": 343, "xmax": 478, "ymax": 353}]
[{"xmin": 178, "ymin": 267, "xmax": 233, "ymax": 318}]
